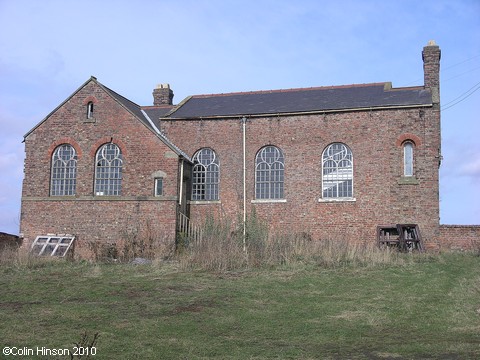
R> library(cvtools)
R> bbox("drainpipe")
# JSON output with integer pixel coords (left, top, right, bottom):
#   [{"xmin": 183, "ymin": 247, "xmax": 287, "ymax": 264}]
[
  {"xmin": 179, "ymin": 158, "xmax": 184, "ymax": 207},
  {"xmin": 242, "ymin": 116, "xmax": 247, "ymax": 253}
]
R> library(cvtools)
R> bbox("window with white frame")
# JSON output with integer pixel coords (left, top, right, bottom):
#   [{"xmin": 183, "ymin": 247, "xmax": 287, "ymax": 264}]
[
  {"xmin": 154, "ymin": 177, "xmax": 163, "ymax": 196},
  {"xmin": 95, "ymin": 143, "xmax": 123, "ymax": 196},
  {"xmin": 322, "ymin": 143, "xmax": 353, "ymax": 199},
  {"xmin": 192, "ymin": 148, "xmax": 219, "ymax": 201},
  {"xmin": 403, "ymin": 141, "xmax": 414, "ymax": 176},
  {"xmin": 255, "ymin": 145, "xmax": 285, "ymax": 199},
  {"xmin": 50, "ymin": 144, "xmax": 77, "ymax": 196},
  {"xmin": 31, "ymin": 235, "xmax": 75, "ymax": 257}
]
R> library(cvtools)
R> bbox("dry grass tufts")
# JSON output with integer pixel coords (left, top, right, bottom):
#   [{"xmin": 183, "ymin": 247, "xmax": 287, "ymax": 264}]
[
  {"xmin": 0, "ymin": 245, "xmax": 62, "ymax": 269},
  {"xmin": 86, "ymin": 219, "xmax": 175, "ymax": 263},
  {"xmin": 176, "ymin": 212, "xmax": 408, "ymax": 271}
]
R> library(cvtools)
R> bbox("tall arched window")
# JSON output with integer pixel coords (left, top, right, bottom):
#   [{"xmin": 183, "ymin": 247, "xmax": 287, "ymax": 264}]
[
  {"xmin": 255, "ymin": 145, "xmax": 285, "ymax": 199},
  {"xmin": 95, "ymin": 143, "xmax": 123, "ymax": 196},
  {"xmin": 322, "ymin": 143, "xmax": 353, "ymax": 199},
  {"xmin": 51, "ymin": 144, "xmax": 77, "ymax": 196},
  {"xmin": 192, "ymin": 148, "xmax": 219, "ymax": 201},
  {"xmin": 403, "ymin": 141, "xmax": 414, "ymax": 176}
]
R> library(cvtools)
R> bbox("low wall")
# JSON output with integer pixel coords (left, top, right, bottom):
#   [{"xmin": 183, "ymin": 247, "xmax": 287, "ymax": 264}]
[{"xmin": 439, "ymin": 225, "xmax": 480, "ymax": 250}]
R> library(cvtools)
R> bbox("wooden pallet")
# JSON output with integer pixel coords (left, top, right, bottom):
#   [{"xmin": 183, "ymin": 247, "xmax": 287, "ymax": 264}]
[{"xmin": 377, "ymin": 224, "xmax": 424, "ymax": 252}]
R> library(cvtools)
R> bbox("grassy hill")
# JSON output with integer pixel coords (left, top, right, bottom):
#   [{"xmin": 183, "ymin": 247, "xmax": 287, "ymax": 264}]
[{"xmin": 1, "ymin": 252, "xmax": 479, "ymax": 359}]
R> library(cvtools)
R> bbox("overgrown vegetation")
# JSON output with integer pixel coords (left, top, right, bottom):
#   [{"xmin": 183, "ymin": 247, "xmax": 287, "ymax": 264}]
[
  {"xmin": 176, "ymin": 211, "xmax": 410, "ymax": 271},
  {"xmin": 87, "ymin": 219, "xmax": 175, "ymax": 263}
]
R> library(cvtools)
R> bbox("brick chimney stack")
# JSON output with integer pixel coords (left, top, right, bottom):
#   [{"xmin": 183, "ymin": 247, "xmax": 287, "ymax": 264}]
[
  {"xmin": 153, "ymin": 84, "xmax": 174, "ymax": 106},
  {"xmin": 422, "ymin": 40, "xmax": 441, "ymax": 105}
]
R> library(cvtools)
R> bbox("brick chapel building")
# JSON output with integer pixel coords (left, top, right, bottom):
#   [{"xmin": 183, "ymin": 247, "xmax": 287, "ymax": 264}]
[{"xmin": 20, "ymin": 41, "xmax": 450, "ymax": 253}]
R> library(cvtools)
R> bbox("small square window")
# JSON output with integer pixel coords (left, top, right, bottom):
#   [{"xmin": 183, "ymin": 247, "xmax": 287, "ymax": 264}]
[{"xmin": 155, "ymin": 178, "xmax": 163, "ymax": 196}]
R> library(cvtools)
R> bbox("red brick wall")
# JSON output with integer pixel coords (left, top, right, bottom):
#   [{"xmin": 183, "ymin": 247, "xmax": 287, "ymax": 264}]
[
  {"xmin": 438, "ymin": 225, "xmax": 480, "ymax": 250},
  {"xmin": 162, "ymin": 103, "xmax": 441, "ymax": 246},
  {"xmin": 20, "ymin": 80, "xmax": 181, "ymax": 253}
]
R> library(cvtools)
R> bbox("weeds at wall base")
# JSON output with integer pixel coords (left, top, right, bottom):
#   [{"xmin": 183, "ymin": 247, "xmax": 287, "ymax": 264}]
[{"xmin": 173, "ymin": 212, "xmax": 436, "ymax": 272}]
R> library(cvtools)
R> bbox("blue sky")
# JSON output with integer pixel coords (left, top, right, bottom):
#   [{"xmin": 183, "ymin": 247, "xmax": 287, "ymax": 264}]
[{"xmin": 0, "ymin": 0, "xmax": 479, "ymax": 235}]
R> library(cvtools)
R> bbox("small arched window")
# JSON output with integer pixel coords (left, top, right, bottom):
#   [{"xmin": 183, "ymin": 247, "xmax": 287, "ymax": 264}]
[
  {"xmin": 51, "ymin": 144, "xmax": 77, "ymax": 196},
  {"xmin": 403, "ymin": 141, "xmax": 414, "ymax": 176},
  {"xmin": 322, "ymin": 143, "xmax": 353, "ymax": 199},
  {"xmin": 192, "ymin": 148, "xmax": 219, "ymax": 201},
  {"xmin": 95, "ymin": 143, "xmax": 123, "ymax": 196},
  {"xmin": 87, "ymin": 102, "xmax": 94, "ymax": 119},
  {"xmin": 255, "ymin": 146, "xmax": 285, "ymax": 199}
]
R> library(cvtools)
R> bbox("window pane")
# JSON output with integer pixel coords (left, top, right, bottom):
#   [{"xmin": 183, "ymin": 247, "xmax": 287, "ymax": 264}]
[
  {"xmin": 50, "ymin": 144, "xmax": 77, "ymax": 196},
  {"xmin": 192, "ymin": 148, "xmax": 219, "ymax": 200},
  {"xmin": 255, "ymin": 146, "xmax": 285, "ymax": 199},
  {"xmin": 404, "ymin": 142, "xmax": 413, "ymax": 176},
  {"xmin": 95, "ymin": 144, "xmax": 123, "ymax": 195},
  {"xmin": 155, "ymin": 178, "xmax": 163, "ymax": 196},
  {"xmin": 322, "ymin": 143, "xmax": 353, "ymax": 198}
]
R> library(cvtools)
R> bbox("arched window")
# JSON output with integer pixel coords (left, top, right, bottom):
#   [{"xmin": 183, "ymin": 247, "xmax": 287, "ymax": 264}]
[
  {"xmin": 50, "ymin": 144, "xmax": 77, "ymax": 196},
  {"xmin": 255, "ymin": 145, "xmax": 285, "ymax": 199},
  {"xmin": 322, "ymin": 143, "xmax": 353, "ymax": 199},
  {"xmin": 192, "ymin": 148, "xmax": 219, "ymax": 201},
  {"xmin": 87, "ymin": 102, "xmax": 94, "ymax": 119},
  {"xmin": 403, "ymin": 141, "xmax": 414, "ymax": 176},
  {"xmin": 95, "ymin": 143, "xmax": 123, "ymax": 196}
]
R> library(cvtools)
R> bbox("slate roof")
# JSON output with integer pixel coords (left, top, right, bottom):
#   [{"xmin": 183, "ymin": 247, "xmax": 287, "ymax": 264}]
[
  {"xmin": 142, "ymin": 106, "xmax": 174, "ymax": 129},
  {"xmin": 164, "ymin": 83, "xmax": 432, "ymax": 119}
]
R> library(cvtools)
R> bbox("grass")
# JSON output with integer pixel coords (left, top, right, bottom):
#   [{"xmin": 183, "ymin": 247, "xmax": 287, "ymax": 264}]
[{"xmin": 0, "ymin": 252, "xmax": 479, "ymax": 359}]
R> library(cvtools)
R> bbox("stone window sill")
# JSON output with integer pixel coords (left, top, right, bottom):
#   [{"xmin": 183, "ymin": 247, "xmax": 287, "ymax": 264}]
[
  {"xmin": 251, "ymin": 199, "xmax": 287, "ymax": 204},
  {"xmin": 397, "ymin": 176, "xmax": 419, "ymax": 185},
  {"xmin": 318, "ymin": 198, "xmax": 356, "ymax": 203},
  {"xmin": 188, "ymin": 200, "xmax": 221, "ymax": 205}
]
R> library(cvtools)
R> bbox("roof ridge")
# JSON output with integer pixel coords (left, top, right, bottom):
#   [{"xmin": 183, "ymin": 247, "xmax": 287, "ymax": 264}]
[
  {"xmin": 191, "ymin": 82, "xmax": 389, "ymax": 98},
  {"xmin": 142, "ymin": 105, "xmax": 175, "ymax": 109}
]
